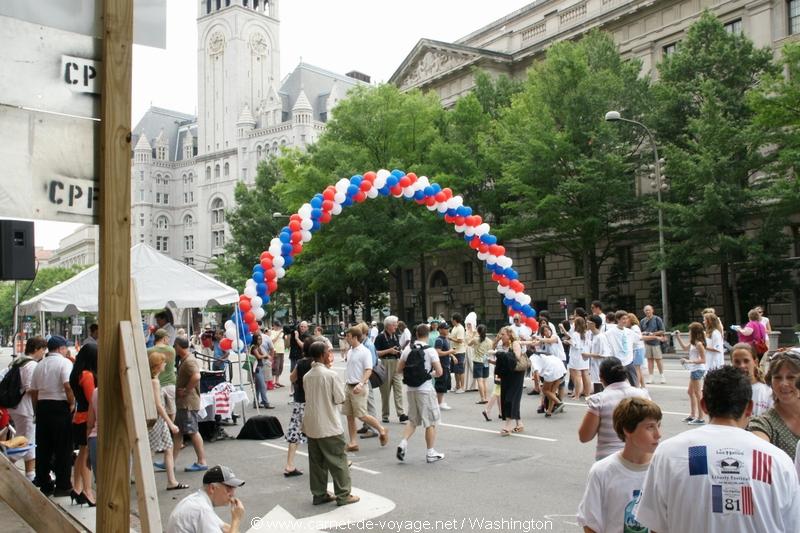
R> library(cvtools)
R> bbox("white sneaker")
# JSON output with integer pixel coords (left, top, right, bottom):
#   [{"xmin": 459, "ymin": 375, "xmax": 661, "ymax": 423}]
[
  {"xmin": 454, "ymin": 389, "xmax": 465, "ymax": 394},
  {"xmin": 660, "ymin": 375, "xmax": 666, "ymax": 384},
  {"xmin": 426, "ymin": 450, "xmax": 445, "ymax": 463},
  {"xmin": 645, "ymin": 377, "xmax": 653, "ymax": 384},
  {"xmin": 439, "ymin": 403, "xmax": 452, "ymax": 411}
]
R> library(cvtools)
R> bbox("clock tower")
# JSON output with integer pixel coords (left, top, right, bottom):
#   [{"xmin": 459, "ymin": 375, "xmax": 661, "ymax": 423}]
[{"xmin": 196, "ymin": 0, "xmax": 280, "ymax": 156}]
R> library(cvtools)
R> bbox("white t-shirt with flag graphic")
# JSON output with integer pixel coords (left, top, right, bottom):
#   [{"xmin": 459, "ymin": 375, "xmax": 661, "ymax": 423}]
[{"xmin": 635, "ymin": 424, "xmax": 800, "ymax": 533}]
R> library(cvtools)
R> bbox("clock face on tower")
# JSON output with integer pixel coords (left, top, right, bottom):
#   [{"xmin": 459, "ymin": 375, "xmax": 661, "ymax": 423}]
[
  {"xmin": 208, "ymin": 31, "xmax": 226, "ymax": 56},
  {"xmin": 249, "ymin": 32, "xmax": 268, "ymax": 56}
]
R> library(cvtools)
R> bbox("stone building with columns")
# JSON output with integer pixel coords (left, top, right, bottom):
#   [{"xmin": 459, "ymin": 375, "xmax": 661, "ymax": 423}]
[
  {"xmin": 388, "ymin": 0, "xmax": 800, "ymax": 337},
  {"xmin": 130, "ymin": 0, "xmax": 364, "ymax": 271}
]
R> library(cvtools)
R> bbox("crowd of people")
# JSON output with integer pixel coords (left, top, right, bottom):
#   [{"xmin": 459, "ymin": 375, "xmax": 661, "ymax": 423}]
[{"xmin": 3, "ymin": 300, "xmax": 799, "ymax": 532}]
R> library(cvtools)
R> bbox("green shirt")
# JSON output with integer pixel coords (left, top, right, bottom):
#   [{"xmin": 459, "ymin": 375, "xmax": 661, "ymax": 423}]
[{"xmin": 149, "ymin": 344, "xmax": 177, "ymax": 387}]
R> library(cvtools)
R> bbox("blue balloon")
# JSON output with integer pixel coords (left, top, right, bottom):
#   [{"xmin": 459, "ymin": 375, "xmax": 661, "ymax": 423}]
[
  {"xmin": 311, "ymin": 220, "xmax": 321, "ymax": 231},
  {"xmin": 485, "ymin": 234, "xmax": 498, "ymax": 245},
  {"xmin": 502, "ymin": 297, "xmax": 513, "ymax": 307},
  {"xmin": 480, "ymin": 234, "xmax": 492, "ymax": 244},
  {"xmin": 252, "ymin": 265, "xmax": 264, "ymax": 274},
  {"xmin": 311, "ymin": 208, "xmax": 322, "ymax": 219},
  {"xmin": 386, "ymin": 176, "xmax": 399, "ymax": 187},
  {"xmin": 378, "ymin": 186, "xmax": 390, "ymax": 196},
  {"xmin": 281, "ymin": 243, "xmax": 292, "ymax": 255},
  {"xmin": 485, "ymin": 262, "xmax": 494, "ymax": 272},
  {"xmin": 423, "ymin": 186, "xmax": 434, "ymax": 196},
  {"xmin": 252, "ymin": 271, "xmax": 264, "ymax": 283},
  {"xmin": 413, "ymin": 190, "xmax": 425, "ymax": 200},
  {"xmin": 391, "ymin": 169, "xmax": 405, "ymax": 178},
  {"xmin": 310, "ymin": 197, "xmax": 322, "ymax": 208},
  {"xmin": 446, "ymin": 208, "xmax": 457, "ymax": 216},
  {"xmin": 244, "ymin": 333, "xmax": 253, "ymax": 345},
  {"xmin": 464, "ymin": 234, "xmax": 473, "ymax": 243},
  {"xmin": 512, "ymin": 301, "xmax": 523, "ymax": 311},
  {"xmin": 431, "ymin": 183, "xmax": 442, "ymax": 194},
  {"xmin": 522, "ymin": 304, "xmax": 534, "ymax": 316},
  {"xmin": 347, "ymin": 184, "xmax": 359, "ymax": 196},
  {"xmin": 256, "ymin": 282, "xmax": 267, "ymax": 295},
  {"xmin": 350, "ymin": 175, "xmax": 363, "ymax": 186},
  {"xmin": 279, "ymin": 232, "xmax": 291, "ymax": 243},
  {"xmin": 284, "ymin": 255, "xmax": 294, "ymax": 267},
  {"xmin": 281, "ymin": 226, "xmax": 290, "ymax": 234},
  {"xmin": 262, "ymin": 294, "xmax": 270, "ymax": 304},
  {"xmin": 456, "ymin": 206, "xmax": 468, "ymax": 217},
  {"xmin": 505, "ymin": 268, "xmax": 518, "ymax": 280},
  {"xmin": 342, "ymin": 197, "xmax": 353, "ymax": 207},
  {"xmin": 463, "ymin": 206, "xmax": 473, "ymax": 216}
]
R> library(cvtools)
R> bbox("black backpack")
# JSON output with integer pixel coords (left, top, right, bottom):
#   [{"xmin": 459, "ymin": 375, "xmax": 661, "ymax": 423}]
[
  {"xmin": 0, "ymin": 357, "xmax": 33, "ymax": 408},
  {"xmin": 402, "ymin": 344, "xmax": 431, "ymax": 387}
]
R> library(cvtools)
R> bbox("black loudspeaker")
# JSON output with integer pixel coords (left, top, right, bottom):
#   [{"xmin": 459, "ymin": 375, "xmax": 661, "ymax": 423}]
[{"xmin": 0, "ymin": 220, "xmax": 35, "ymax": 280}]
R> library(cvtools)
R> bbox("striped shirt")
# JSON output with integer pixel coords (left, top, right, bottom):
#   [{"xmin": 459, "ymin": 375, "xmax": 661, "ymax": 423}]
[{"xmin": 586, "ymin": 381, "xmax": 650, "ymax": 461}]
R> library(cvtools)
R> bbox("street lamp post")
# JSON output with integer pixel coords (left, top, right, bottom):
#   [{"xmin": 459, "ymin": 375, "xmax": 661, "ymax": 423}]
[{"xmin": 605, "ymin": 111, "xmax": 670, "ymax": 328}]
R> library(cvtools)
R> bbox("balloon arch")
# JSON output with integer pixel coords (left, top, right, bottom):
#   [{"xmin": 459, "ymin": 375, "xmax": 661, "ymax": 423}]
[{"xmin": 219, "ymin": 169, "xmax": 538, "ymax": 351}]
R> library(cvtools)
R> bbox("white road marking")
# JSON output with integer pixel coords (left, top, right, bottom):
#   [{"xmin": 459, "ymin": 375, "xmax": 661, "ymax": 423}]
[
  {"xmin": 563, "ymin": 401, "xmax": 686, "ymax": 417},
  {"xmin": 259, "ymin": 442, "xmax": 381, "ymax": 475},
  {"xmin": 438, "ymin": 422, "xmax": 557, "ymax": 442}
]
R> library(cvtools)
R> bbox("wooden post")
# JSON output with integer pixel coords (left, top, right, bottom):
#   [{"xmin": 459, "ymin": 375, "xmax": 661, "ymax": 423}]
[{"xmin": 98, "ymin": 0, "xmax": 133, "ymax": 528}]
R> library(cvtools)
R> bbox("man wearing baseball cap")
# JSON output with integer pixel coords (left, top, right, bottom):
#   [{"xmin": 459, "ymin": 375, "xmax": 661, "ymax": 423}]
[{"xmin": 166, "ymin": 464, "xmax": 246, "ymax": 533}]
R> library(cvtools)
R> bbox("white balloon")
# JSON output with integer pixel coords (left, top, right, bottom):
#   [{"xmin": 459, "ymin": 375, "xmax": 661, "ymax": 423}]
[
  {"xmin": 334, "ymin": 192, "xmax": 346, "ymax": 204},
  {"xmin": 436, "ymin": 203, "xmax": 448, "ymax": 213},
  {"xmin": 331, "ymin": 203, "xmax": 343, "ymax": 215},
  {"xmin": 244, "ymin": 286, "xmax": 257, "ymax": 298},
  {"xmin": 446, "ymin": 197, "xmax": 458, "ymax": 209},
  {"xmin": 402, "ymin": 187, "xmax": 415, "ymax": 198},
  {"xmin": 520, "ymin": 294, "xmax": 532, "ymax": 306},
  {"xmin": 335, "ymin": 178, "xmax": 349, "ymax": 192},
  {"xmin": 298, "ymin": 203, "xmax": 312, "ymax": 218},
  {"xmin": 225, "ymin": 328, "xmax": 236, "ymax": 340},
  {"xmin": 272, "ymin": 255, "xmax": 285, "ymax": 268},
  {"xmin": 301, "ymin": 230, "xmax": 312, "ymax": 242},
  {"xmin": 454, "ymin": 225, "xmax": 465, "ymax": 233},
  {"xmin": 270, "ymin": 238, "xmax": 282, "ymax": 249},
  {"xmin": 477, "ymin": 252, "xmax": 488, "ymax": 261},
  {"xmin": 245, "ymin": 279, "xmax": 256, "ymax": 289},
  {"xmin": 515, "ymin": 292, "xmax": 526, "ymax": 304},
  {"xmin": 475, "ymin": 223, "xmax": 490, "ymax": 236},
  {"xmin": 418, "ymin": 176, "xmax": 430, "ymax": 187},
  {"xmin": 376, "ymin": 169, "xmax": 391, "ymax": 181},
  {"xmin": 250, "ymin": 296, "xmax": 263, "ymax": 308},
  {"xmin": 253, "ymin": 307, "xmax": 265, "ymax": 321},
  {"xmin": 486, "ymin": 255, "xmax": 497, "ymax": 265},
  {"xmin": 300, "ymin": 218, "xmax": 313, "ymax": 230},
  {"xmin": 464, "ymin": 226, "xmax": 475, "ymax": 237},
  {"xmin": 506, "ymin": 290, "xmax": 517, "ymax": 300},
  {"xmin": 236, "ymin": 339, "xmax": 245, "ymax": 352},
  {"xmin": 367, "ymin": 188, "xmax": 379, "ymax": 199},
  {"xmin": 224, "ymin": 320, "xmax": 235, "ymax": 330},
  {"xmin": 497, "ymin": 285, "xmax": 508, "ymax": 294},
  {"xmin": 452, "ymin": 196, "xmax": 464, "ymax": 207},
  {"xmin": 497, "ymin": 256, "xmax": 512, "ymax": 269},
  {"xmin": 374, "ymin": 175, "xmax": 387, "ymax": 189},
  {"xmin": 426, "ymin": 203, "xmax": 437, "ymax": 211},
  {"xmin": 275, "ymin": 266, "xmax": 286, "ymax": 279},
  {"xmin": 269, "ymin": 246, "xmax": 282, "ymax": 257}
]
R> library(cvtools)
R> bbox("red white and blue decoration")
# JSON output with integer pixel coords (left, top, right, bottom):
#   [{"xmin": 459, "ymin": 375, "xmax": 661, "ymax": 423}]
[{"xmin": 224, "ymin": 169, "xmax": 538, "ymax": 349}]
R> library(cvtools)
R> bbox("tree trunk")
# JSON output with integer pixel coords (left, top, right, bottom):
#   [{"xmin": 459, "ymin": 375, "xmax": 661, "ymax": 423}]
[
  {"xmin": 730, "ymin": 263, "xmax": 742, "ymax": 324},
  {"xmin": 720, "ymin": 261, "xmax": 735, "ymax": 326}
]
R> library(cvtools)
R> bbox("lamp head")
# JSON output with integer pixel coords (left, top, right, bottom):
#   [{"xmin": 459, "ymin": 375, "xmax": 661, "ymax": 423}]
[{"xmin": 604, "ymin": 111, "xmax": 621, "ymax": 122}]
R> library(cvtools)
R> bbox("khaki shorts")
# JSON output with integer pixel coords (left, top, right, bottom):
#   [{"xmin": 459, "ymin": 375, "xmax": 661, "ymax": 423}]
[
  {"xmin": 406, "ymin": 389, "xmax": 440, "ymax": 428},
  {"xmin": 161, "ymin": 384, "xmax": 176, "ymax": 416},
  {"xmin": 343, "ymin": 384, "xmax": 368, "ymax": 418},
  {"xmin": 645, "ymin": 344, "xmax": 663, "ymax": 360}
]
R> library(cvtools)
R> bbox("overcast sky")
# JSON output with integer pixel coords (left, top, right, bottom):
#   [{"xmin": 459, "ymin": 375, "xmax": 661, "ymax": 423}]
[{"xmin": 37, "ymin": 0, "xmax": 533, "ymax": 250}]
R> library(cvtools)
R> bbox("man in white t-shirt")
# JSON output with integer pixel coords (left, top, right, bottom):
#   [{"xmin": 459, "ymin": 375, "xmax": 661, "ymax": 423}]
[
  {"xmin": 583, "ymin": 316, "xmax": 610, "ymax": 391},
  {"xmin": 343, "ymin": 327, "xmax": 387, "ymax": 452},
  {"xmin": 166, "ymin": 464, "xmax": 245, "ymax": 533},
  {"xmin": 396, "ymin": 323, "xmax": 444, "ymax": 463},
  {"xmin": 635, "ymin": 366, "xmax": 800, "ymax": 532},
  {"xmin": 8, "ymin": 336, "xmax": 47, "ymax": 481},
  {"xmin": 604, "ymin": 311, "xmax": 638, "ymax": 387},
  {"xmin": 578, "ymin": 397, "xmax": 662, "ymax": 532}
]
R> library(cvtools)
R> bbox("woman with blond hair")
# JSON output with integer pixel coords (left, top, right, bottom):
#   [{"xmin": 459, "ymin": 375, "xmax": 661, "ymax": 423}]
[
  {"xmin": 626, "ymin": 313, "xmax": 646, "ymax": 388},
  {"xmin": 730, "ymin": 343, "xmax": 772, "ymax": 416},
  {"xmin": 748, "ymin": 352, "xmax": 800, "ymax": 459},
  {"xmin": 566, "ymin": 317, "xmax": 592, "ymax": 398},
  {"xmin": 148, "ymin": 351, "xmax": 187, "ymax": 491},
  {"xmin": 495, "ymin": 327, "xmax": 526, "ymax": 435},
  {"xmin": 703, "ymin": 312, "xmax": 725, "ymax": 370}
]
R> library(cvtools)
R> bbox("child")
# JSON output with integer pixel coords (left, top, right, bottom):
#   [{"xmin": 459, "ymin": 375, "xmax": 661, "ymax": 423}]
[
  {"xmin": 730, "ymin": 342, "xmax": 773, "ymax": 416},
  {"xmin": 577, "ymin": 397, "xmax": 662, "ymax": 533},
  {"xmin": 673, "ymin": 323, "xmax": 706, "ymax": 424}
]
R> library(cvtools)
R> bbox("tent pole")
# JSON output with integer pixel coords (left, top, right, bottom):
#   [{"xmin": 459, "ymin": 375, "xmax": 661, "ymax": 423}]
[{"xmin": 233, "ymin": 303, "xmax": 248, "ymax": 422}]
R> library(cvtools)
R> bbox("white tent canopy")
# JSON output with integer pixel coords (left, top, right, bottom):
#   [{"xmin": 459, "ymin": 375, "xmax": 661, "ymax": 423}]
[{"xmin": 19, "ymin": 243, "xmax": 240, "ymax": 314}]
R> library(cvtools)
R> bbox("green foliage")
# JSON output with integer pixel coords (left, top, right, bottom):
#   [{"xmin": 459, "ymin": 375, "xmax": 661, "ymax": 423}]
[{"xmin": 496, "ymin": 30, "xmax": 650, "ymax": 301}]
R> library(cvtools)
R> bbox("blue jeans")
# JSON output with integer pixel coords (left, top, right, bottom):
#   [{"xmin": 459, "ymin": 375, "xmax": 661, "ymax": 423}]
[{"xmin": 254, "ymin": 366, "xmax": 269, "ymax": 405}]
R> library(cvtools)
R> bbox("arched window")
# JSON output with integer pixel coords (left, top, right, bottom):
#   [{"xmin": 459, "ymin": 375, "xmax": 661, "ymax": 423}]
[
  {"xmin": 214, "ymin": 164, "xmax": 220, "ymax": 179},
  {"xmin": 272, "ymin": 141, "xmax": 278, "ymax": 154},
  {"xmin": 211, "ymin": 198, "xmax": 225, "ymax": 225},
  {"xmin": 224, "ymin": 162, "xmax": 230, "ymax": 177},
  {"xmin": 256, "ymin": 145, "xmax": 262, "ymax": 160},
  {"xmin": 205, "ymin": 166, "xmax": 211, "ymax": 180},
  {"xmin": 430, "ymin": 270, "xmax": 449, "ymax": 288},
  {"xmin": 156, "ymin": 216, "xmax": 169, "ymax": 230},
  {"xmin": 183, "ymin": 214, "xmax": 193, "ymax": 228}
]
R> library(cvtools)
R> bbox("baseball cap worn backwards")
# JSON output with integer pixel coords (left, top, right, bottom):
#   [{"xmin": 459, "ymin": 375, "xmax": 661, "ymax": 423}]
[
  {"xmin": 47, "ymin": 335, "xmax": 68, "ymax": 351},
  {"xmin": 203, "ymin": 465, "xmax": 245, "ymax": 487}
]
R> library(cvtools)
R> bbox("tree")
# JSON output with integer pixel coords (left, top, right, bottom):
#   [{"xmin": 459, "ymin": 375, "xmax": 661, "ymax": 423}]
[
  {"xmin": 652, "ymin": 11, "xmax": 781, "ymax": 322},
  {"xmin": 496, "ymin": 30, "xmax": 651, "ymax": 304}
]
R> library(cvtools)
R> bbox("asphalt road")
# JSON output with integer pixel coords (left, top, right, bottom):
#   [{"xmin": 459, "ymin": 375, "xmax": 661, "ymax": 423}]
[{"xmin": 2, "ymin": 348, "xmax": 699, "ymax": 533}]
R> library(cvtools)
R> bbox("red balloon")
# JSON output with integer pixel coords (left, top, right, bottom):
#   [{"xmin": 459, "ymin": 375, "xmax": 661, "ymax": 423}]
[
  {"xmin": 495, "ymin": 245, "xmax": 506, "ymax": 257},
  {"xmin": 265, "ymin": 268, "xmax": 276, "ymax": 280},
  {"xmin": 248, "ymin": 321, "xmax": 260, "ymax": 333},
  {"xmin": 510, "ymin": 280, "xmax": 523, "ymax": 292},
  {"xmin": 267, "ymin": 280, "xmax": 278, "ymax": 293},
  {"xmin": 399, "ymin": 176, "xmax": 411, "ymax": 187},
  {"xmin": 526, "ymin": 318, "xmax": 539, "ymax": 332},
  {"xmin": 291, "ymin": 231, "xmax": 302, "ymax": 243},
  {"xmin": 260, "ymin": 251, "xmax": 271, "ymax": 261},
  {"xmin": 469, "ymin": 237, "xmax": 481, "ymax": 250},
  {"xmin": 489, "ymin": 245, "xmax": 501, "ymax": 256},
  {"xmin": 442, "ymin": 188, "xmax": 453, "ymax": 199},
  {"xmin": 454, "ymin": 216, "xmax": 465, "ymax": 226},
  {"xmin": 425, "ymin": 197, "xmax": 436, "ymax": 206},
  {"xmin": 472, "ymin": 215, "xmax": 482, "ymax": 226},
  {"xmin": 406, "ymin": 172, "xmax": 417, "ymax": 182},
  {"xmin": 363, "ymin": 171, "xmax": 377, "ymax": 182},
  {"xmin": 390, "ymin": 185, "xmax": 403, "ymax": 196},
  {"xmin": 323, "ymin": 187, "xmax": 335, "ymax": 200},
  {"xmin": 289, "ymin": 220, "xmax": 301, "ymax": 231},
  {"xmin": 354, "ymin": 191, "xmax": 367, "ymax": 202},
  {"xmin": 244, "ymin": 311, "xmax": 255, "ymax": 323},
  {"xmin": 478, "ymin": 244, "xmax": 489, "ymax": 254},
  {"xmin": 292, "ymin": 242, "xmax": 303, "ymax": 255},
  {"xmin": 320, "ymin": 211, "xmax": 332, "ymax": 223},
  {"xmin": 219, "ymin": 338, "xmax": 233, "ymax": 350},
  {"xmin": 290, "ymin": 214, "xmax": 301, "ymax": 222},
  {"xmin": 500, "ymin": 278, "xmax": 510, "ymax": 287},
  {"xmin": 359, "ymin": 180, "xmax": 372, "ymax": 192},
  {"xmin": 239, "ymin": 299, "xmax": 251, "ymax": 312},
  {"xmin": 444, "ymin": 214, "xmax": 455, "ymax": 224},
  {"xmin": 434, "ymin": 192, "xmax": 446, "ymax": 202},
  {"xmin": 322, "ymin": 200, "xmax": 334, "ymax": 211},
  {"xmin": 491, "ymin": 273, "xmax": 501, "ymax": 282},
  {"xmin": 260, "ymin": 257, "xmax": 273, "ymax": 270}
]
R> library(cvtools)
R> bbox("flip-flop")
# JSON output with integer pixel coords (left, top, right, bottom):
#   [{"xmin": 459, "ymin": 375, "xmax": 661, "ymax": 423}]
[
  {"xmin": 153, "ymin": 461, "xmax": 166, "ymax": 471},
  {"xmin": 283, "ymin": 469, "xmax": 303, "ymax": 477},
  {"xmin": 499, "ymin": 429, "xmax": 511, "ymax": 437},
  {"xmin": 184, "ymin": 463, "xmax": 209, "ymax": 472},
  {"xmin": 482, "ymin": 411, "xmax": 491, "ymax": 422},
  {"xmin": 513, "ymin": 426, "xmax": 525, "ymax": 433},
  {"xmin": 166, "ymin": 482, "xmax": 190, "ymax": 491}
]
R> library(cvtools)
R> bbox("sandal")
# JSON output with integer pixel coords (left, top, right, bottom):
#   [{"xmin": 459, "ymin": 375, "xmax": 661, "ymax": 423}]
[
  {"xmin": 283, "ymin": 469, "xmax": 303, "ymax": 477},
  {"xmin": 513, "ymin": 425, "xmax": 524, "ymax": 433},
  {"xmin": 346, "ymin": 444, "xmax": 360, "ymax": 452},
  {"xmin": 482, "ymin": 411, "xmax": 491, "ymax": 422},
  {"xmin": 167, "ymin": 482, "xmax": 190, "ymax": 491},
  {"xmin": 184, "ymin": 463, "xmax": 209, "ymax": 472},
  {"xmin": 499, "ymin": 429, "xmax": 511, "ymax": 437}
]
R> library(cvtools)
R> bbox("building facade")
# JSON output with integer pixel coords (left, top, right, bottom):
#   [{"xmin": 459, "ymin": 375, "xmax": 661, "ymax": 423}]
[
  {"xmin": 389, "ymin": 0, "xmax": 800, "ymax": 337},
  {"xmin": 130, "ymin": 0, "xmax": 364, "ymax": 270}
]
